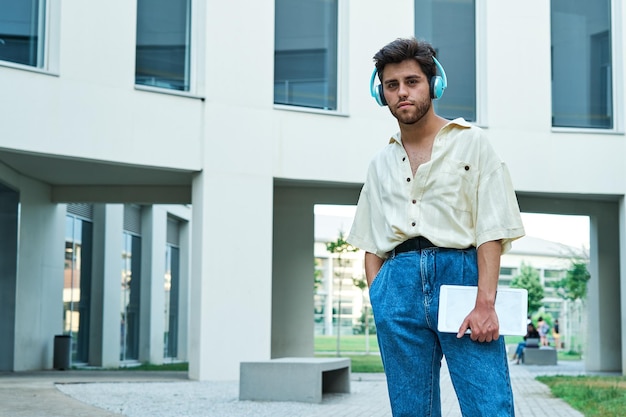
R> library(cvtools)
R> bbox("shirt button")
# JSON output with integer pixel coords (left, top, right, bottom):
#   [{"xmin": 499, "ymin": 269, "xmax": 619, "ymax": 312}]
[
  {"xmin": 465, "ymin": 165, "xmax": 470, "ymax": 171},
  {"xmin": 412, "ymin": 200, "xmax": 417, "ymax": 204},
  {"xmin": 411, "ymin": 222, "xmax": 416, "ymax": 226},
  {"xmin": 402, "ymin": 157, "xmax": 406, "ymax": 161},
  {"xmin": 406, "ymin": 178, "xmax": 411, "ymax": 182}
]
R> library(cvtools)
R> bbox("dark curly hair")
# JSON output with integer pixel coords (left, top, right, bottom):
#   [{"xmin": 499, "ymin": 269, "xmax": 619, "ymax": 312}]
[{"xmin": 373, "ymin": 37, "xmax": 437, "ymax": 82}]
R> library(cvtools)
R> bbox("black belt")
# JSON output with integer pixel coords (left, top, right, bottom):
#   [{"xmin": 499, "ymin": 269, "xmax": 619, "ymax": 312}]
[{"xmin": 391, "ymin": 236, "xmax": 437, "ymax": 256}]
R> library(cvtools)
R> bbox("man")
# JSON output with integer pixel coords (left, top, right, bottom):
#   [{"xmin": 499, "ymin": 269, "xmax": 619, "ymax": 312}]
[{"xmin": 348, "ymin": 37, "xmax": 525, "ymax": 416}]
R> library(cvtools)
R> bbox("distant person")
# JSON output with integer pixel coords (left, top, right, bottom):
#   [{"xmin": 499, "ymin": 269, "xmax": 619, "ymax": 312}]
[
  {"xmin": 537, "ymin": 317, "xmax": 550, "ymax": 346},
  {"xmin": 512, "ymin": 323, "xmax": 540, "ymax": 364},
  {"xmin": 552, "ymin": 319, "xmax": 561, "ymax": 350}
]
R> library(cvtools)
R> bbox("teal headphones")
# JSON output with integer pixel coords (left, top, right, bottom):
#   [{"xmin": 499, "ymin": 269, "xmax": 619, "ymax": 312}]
[{"xmin": 370, "ymin": 56, "xmax": 447, "ymax": 106}]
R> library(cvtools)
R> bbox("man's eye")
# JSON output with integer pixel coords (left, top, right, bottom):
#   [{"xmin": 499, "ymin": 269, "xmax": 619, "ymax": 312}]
[
  {"xmin": 407, "ymin": 79, "xmax": 418, "ymax": 85},
  {"xmin": 386, "ymin": 83, "xmax": 398, "ymax": 89}
]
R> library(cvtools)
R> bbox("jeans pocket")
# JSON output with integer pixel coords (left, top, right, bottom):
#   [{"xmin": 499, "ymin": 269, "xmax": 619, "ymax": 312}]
[{"xmin": 368, "ymin": 259, "xmax": 388, "ymax": 296}]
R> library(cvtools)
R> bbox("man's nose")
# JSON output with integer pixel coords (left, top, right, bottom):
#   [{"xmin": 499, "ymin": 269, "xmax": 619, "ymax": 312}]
[{"xmin": 398, "ymin": 82, "xmax": 408, "ymax": 98}]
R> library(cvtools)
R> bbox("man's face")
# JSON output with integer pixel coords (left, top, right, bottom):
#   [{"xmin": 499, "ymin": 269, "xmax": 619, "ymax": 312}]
[{"xmin": 381, "ymin": 59, "xmax": 432, "ymax": 125}]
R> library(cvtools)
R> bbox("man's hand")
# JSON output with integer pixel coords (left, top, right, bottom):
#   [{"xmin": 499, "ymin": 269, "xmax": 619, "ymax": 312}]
[
  {"xmin": 365, "ymin": 252, "xmax": 384, "ymax": 287},
  {"xmin": 456, "ymin": 240, "xmax": 502, "ymax": 342},
  {"xmin": 457, "ymin": 301, "xmax": 500, "ymax": 343}
]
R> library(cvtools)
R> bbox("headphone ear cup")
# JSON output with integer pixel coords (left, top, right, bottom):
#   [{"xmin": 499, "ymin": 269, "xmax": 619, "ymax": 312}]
[
  {"xmin": 370, "ymin": 67, "xmax": 388, "ymax": 106},
  {"xmin": 377, "ymin": 84, "xmax": 387, "ymax": 106},
  {"xmin": 431, "ymin": 75, "xmax": 444, "ymax": 100}
]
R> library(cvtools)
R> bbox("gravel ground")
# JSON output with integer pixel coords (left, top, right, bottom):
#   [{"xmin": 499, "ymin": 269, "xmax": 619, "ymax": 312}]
[{"xmin": 56, "ymin": 374, "xmax": 393, "ymax": 417}]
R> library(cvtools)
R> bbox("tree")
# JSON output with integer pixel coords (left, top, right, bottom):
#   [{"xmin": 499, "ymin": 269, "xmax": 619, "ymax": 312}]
[
  {"xmin": 326, "ymin": 232, "xmax": 358, "ymax": 357},
  {"xmin": 510, "ymin": 262, "xmax": 544, "ymax": 314},
  {"xmin": 313, "ymin": 259, "xmax": 323, "ymax": 291},
  {"xmin": 555, "ymin": 261, "xmax": 590, "ymax": 301},
  {"xmin": 555, "ymin": 260, "xmax": 590, "ymax": 354}
]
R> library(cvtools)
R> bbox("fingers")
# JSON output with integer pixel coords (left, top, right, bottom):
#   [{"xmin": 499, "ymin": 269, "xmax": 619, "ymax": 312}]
[
  {"xmin": 471, "ymin": 327, "xmax": 499, "ymax": 343},
  {"xmin": 457, "ymin": 316, "xmax": 499, "ymax": 342},
  {"xmin": 457, "ymin": 318, "xmax": 471, "ymax": 339}
]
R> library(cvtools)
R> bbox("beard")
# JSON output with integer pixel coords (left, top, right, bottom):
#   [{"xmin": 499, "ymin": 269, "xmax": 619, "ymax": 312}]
[{"xmin": 389, "ymin": 96, "xmax": 432, "ymax": 125}]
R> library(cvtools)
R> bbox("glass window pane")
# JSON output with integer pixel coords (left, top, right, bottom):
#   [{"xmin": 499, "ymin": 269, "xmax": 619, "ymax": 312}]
[
  {"xmin": 274, "ymin": 0, "xmax": 338, "ymax": 110},
  {"xmin": 136, "ymin": 0, "xmax": 191, "ymax": 91},
  {"xmin": 415, "ymin": 0, "xmax": 476, "ymax": 121},
  {"xmin": 551, "ymin": 0, "xmax": 612, "ymax": 128},
  {"xmin": 164, "ymin": 245, "xmax": 180, "ymax": 358},
  {"xmin": 0, "ymin": 0, "xmax": 44, "ymax": 67},
  {"xmin": 121, "ymin": 233, "xmax": 141, "ymax": 361}
]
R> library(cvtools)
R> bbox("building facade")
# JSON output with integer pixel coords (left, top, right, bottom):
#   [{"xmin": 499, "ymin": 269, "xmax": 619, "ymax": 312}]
[{"xmin": 1, "ymin": 0, "xmax": 625, "ymax": 379}]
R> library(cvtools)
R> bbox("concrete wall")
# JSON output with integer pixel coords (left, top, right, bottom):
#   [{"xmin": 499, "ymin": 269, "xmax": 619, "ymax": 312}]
[
  {"xmin": 0, "ymin": 3, "xmax": 624, "ymax": 192},
  {"xmin": 0, "ymin": 1, "xmax": 202, "ymax": 173}
]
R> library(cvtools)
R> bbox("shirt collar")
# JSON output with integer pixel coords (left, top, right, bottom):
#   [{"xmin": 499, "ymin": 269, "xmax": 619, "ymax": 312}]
[{"xmin": 388, "ymin": 117, "xmax": 471, "ymax": 145}]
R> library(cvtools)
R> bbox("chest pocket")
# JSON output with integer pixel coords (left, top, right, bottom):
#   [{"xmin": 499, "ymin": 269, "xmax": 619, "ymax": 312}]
[{"xmin": 436, "ymin": 159, "xmax": 478, "ymax": 212}]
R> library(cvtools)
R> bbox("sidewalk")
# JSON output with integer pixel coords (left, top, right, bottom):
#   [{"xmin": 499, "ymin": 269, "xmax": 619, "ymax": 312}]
[{"xmin": 2, "ymin": 361, "xmax": 587, "ymax": 417}]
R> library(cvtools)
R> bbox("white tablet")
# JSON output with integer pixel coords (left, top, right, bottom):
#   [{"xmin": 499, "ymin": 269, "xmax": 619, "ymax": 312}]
[{"xmin": 437, "ymin": 285, "xmax": 528, "ymax": 336}]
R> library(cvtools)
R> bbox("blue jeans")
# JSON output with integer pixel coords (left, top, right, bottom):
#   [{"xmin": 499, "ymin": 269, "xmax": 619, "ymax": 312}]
[{"xmin": 369, "ymin": 247, "xmax": 515, "ymax": 417}]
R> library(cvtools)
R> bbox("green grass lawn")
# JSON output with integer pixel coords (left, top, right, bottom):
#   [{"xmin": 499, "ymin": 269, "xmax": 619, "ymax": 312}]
[
  {"xmin": 315, "ymin": 335, "xmax": 383, "ymax": 372},
  {"xmin": 537, "ymin": 375, "xmax": 626, "ymax": 417},
  {"xmin": 122, "ymin": 362, "xmax": 189, "ymax": 371},
  {"xmin": 315, "ymin": 353, "xmax": 384, "ymax": 373},
  {"xmin": 314, "ymin": 335, "xmax": 379, "ymax": 353}
]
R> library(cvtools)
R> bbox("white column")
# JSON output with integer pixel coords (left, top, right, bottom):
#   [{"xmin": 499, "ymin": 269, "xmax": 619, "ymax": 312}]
[
  {"xmin": 90, "ymin": 204, "xmax": 124, "ymax": 368},
  {"xmin": 586, "ymin": 202, "xmax": 621, "ymax": 372},
  {"xmin": 271, "ymin": 187, "xmax": 316, "ymax": 358},
  {"xmin": 13, "ymin": 179, "xmax": 66, "ymax": 370},
  {"xmin": 188, "ymin": 171, "xmax": 274, "ymax": 380},
  {"xmin": 139, "ymin": 206, "xmax": 167, "ymax": 364}
]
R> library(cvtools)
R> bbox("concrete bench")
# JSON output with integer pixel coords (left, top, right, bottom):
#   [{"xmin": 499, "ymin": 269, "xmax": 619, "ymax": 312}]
[
  {"xmin": 239, "ymin": 357, "xmax": 351, "ymax": 403},
  {"xmin": 523, "ymin": 347, "xmax": 557, "ymax": 365}
]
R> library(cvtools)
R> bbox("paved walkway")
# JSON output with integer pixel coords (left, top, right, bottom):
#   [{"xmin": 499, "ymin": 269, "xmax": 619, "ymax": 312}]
[{"xmin": 1, "ymin": 361, "xmax": 590, "ymax": 417}]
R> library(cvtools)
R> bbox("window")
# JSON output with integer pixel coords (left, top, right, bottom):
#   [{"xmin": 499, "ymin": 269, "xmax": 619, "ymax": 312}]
[
  {"xmin": 274, "ymin": 0, "xmax": 339, "ymax": 110},
  {"xmin": 164, "ymin": 217, "xmax": 181, "ymax": 359},
  {"xmin": 136, "ymin": 0, "xmax": 191, "ymax": 91},
  {"xmin": 500, "ymin": 267, "xmax": 517, "ymax": 277},
  {"xmin": 121, "ymin": 232, "xmax": 141, "ymax": 361},
  {"xmin": 415, "ymin": 0, "xmax": 476, "ymax": 121},
  {"xmin": 551, "ymin": 0, "xmax": 612, "ymax": 129},
  {"xmin": 121, "ymin": 205, "xmax": 142, "ymax": 362},
  {"xmin": 544, "ymin": 269, "xmax": 565, "ymax": 279},
  {"xmin": 0, "ymin": 0, "xmax": 46, "ymax": 67}
]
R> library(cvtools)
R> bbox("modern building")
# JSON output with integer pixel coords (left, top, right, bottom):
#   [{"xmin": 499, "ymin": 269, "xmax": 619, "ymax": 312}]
[{"xmin": 1, "ymin": 0, "xmax": 625, "ymax": 379}]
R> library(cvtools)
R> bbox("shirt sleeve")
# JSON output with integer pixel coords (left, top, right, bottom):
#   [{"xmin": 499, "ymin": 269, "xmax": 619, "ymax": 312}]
[
  {"xmin": 347, "ymin": 181, "xmax": 388, "ymax": 258},
  {"xmin": 474, "ymin": 161, "xmax": 525, "ymax": 253}
]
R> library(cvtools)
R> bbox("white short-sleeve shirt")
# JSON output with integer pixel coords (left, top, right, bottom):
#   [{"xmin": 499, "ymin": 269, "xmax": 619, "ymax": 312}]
[{"xmin": 348, "ymin": 118, "xmax": 525, "ymax": 259}]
